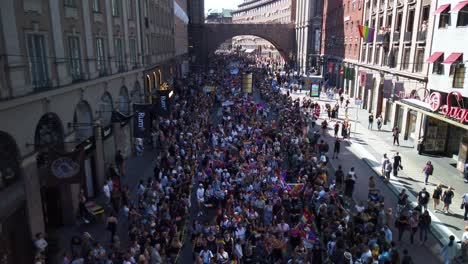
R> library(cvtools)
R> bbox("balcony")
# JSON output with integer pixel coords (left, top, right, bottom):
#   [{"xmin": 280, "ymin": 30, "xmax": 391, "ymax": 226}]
[
  {"xmin": 393, "ymin": 32, "xmax": 400, "ymax": 42},
  {"xmin": 403, "ymin": 31, "xmax": 413, "ymax": 42},
  {"xmin": 416, "ymin": 31, "xmax": 427, "ymax": 42}
]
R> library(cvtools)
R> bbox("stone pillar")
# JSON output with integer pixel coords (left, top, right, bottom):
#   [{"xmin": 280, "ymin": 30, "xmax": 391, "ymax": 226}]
[
  {"xmin": 105, "ymin": 0, "xmax": 117, "ymax": 73},
  {"xmin": 122, "ymin": 0, "xmax": 130, "ymax": 69},
  {"xmin": 1, "ymin": 0, "xmax": 27, "ymax": 96},
  {"xmin": 400, "ymin": 107, "xmax": 409, "ymax": 140},
  {"xmin": 414, "ymin": 111, "xmax": 424, "ymax": 144},
  {"xmin": 94, "ymin": 124, "xmax": 106, "ymax": 190},
  {"xmin": 82, "ymin": 0, "xmax": 97, "ymax": 79},
  {"xmin": 21, "ymin": 154, "xmax": 45, "ymax": 238},
  {"xmin": 49, "ymin": 0, "xmax": 71, "ymax": 85}
]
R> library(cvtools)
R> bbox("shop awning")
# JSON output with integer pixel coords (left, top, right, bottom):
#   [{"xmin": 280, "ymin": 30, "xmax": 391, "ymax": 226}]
[
  {"xmin": 245, "ymin": 48, "xmax": 255, "ymax": 53},
  {"xmin": 451, "ymin": 1, "xmax": 468, "ymax": 12},
  {"xmin": 434, "ymin": 4, "xmax": 451, "ymax": 14},
  {"xmin": 426, "ymin": 52, "xmax": 444, "ymax": 63},
  {"xmin": 442, "ymin": 52, "xmax": 463, "ymax": 65}
]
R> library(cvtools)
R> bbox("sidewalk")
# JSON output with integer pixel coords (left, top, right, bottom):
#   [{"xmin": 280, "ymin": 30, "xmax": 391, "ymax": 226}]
[
  {"xmin": 343, "ymin": 97, "xmax": 468, "ymax": 243},
  {"xmin": 287, "ymin": 90, "xmax": 444, "ymax": 263},
  {"xmin": 50, "ymin": 150, "xmax": 155, "ymax": 263}
]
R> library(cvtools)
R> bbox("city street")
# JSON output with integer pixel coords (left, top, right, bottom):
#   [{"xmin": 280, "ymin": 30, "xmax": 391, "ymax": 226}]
[{"xmin": 287, "ymin": 88, "xmax": 468, "ymax": 262}]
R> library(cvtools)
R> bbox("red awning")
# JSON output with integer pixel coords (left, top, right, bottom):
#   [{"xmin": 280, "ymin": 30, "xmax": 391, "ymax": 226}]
[
  {"xmin": 451, "ymin": 1, "xmax": 468, "ymax": 12},
  {"xmin": 434, "ymin": 4, "xmax": 451, "ymax": 14},
  {"xmin": 426, "ymin": 52, "xmax": 444, "ymax": 63},
  {"xmin": 442, "ymin": 53, "xmax": 463, "ymax": 65}
]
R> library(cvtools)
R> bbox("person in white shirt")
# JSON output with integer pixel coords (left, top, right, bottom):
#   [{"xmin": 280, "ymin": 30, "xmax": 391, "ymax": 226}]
[
  {"xmin": 199, "ymin": 247, "xmax": 214, "ymax": 264},
  {"xmin": 217, "ymin": 247, "xmax": 229, "ymax": 263},
  {"xmin": 382, "ymin": 224, "xmax": 393, "ymax": 242},
  {"xmin": 197, "ymin": 184, "xmax": 205, "ymax": 216},
  {"xmin": 462, "ymin": 192, "xmax": 468, "ymax": 221},
  {"xmin": 461, "ymin": 226, "xmax": 468, "ymax": 261},
  {"xmin": 34, "ymin": 233, "xmax": 48, "ymax": 254},
  {"xmin": 103, "ymin": 183, "xmax": 111, "ymax": 205}
]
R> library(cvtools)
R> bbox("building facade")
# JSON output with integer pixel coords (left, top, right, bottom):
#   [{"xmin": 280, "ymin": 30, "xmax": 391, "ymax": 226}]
[
  {"xmin": 174, "ymin": 0, "xmax": 190, "ymax": 78},
  {"xmin": 412, "ymin": 0, "xmax": 467, "ymax": 166},
  {"xmin": 0, "ymin": 0, "xmax": 186, "ymax": 262},
  {"xmin": 295, "ymin": 0, "xmax": 323, "ymax": 74},
  {"xmin": 232, "ymin": 0, "xmax": 296, "ymax": 65},
  {"xmin": 349, "ymin": 0, "xmax": 435, "ymax": 146},
  {"xmin": 321, "ymin": 0, "xmax": 364, "ymax": 90}
]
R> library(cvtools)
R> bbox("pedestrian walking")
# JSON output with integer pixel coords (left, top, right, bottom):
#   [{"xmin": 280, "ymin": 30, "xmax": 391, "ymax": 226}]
[
  {"xmin": 409, "ymin": 211, "xmax": 419, "ymax": 244},
  {"xmin": 384, "ymin": 160, "xmax": 392, "ymax": 181},
  {"xmin": 376, "ymin": 115, "xmax": 383, "ymax": 131},
  {"xmin": 334, "ymin": 122, "xmax": 339, "ymax": 137},
  {"xmin": 395, "ymin": 212, "xmax": 409, "ymax": 242},
  {"xmin": 381, "ymin": 153, "xmax": 390, "ymax": 178},
  {"xmin": 419, "ymin": 210, "xmax": 431, "ymax": 244},
  {"xmin": 368, "ymin": 113, "xmax": 374, "ymax": 130},
  {"xmin": 196, "ymin": 183, "xmax": 205, "ymax": 217},
  {"xmin": 106, "ymin": 213, "xmax": 118, "ymax": 243},
  {"xmin": 433, "ymin": 184, "xmax": 443, "ymax": 211},
  {"xmin": 422, "ymin": 161, "xmax": 434, "ymax": 185},
  {"xmin": 332, "ymin": 138, "xmax": 340, "ymax": 159},
  {"xmin": 441, "ymin": 235, "xmax": 458, "ymax": 264},
  {"xmin": 392, "ymin": 126, "xmax": 400, "ymax": 146},
  {"xmin": 334, "ymin": 165, "xmax": 345, "ymax": 190},
  {"xmin": 417, "ymin": 187, "xmax": 430, "ymax": 211},
  {"xmin": 464, "ymin": 162, "xmax": 468, "ymax": 183},
  {"xmin": 462, "ymin": 192, "xmax": 468, "ymax": 221},
  {"xmin": 115, "ymin": 150, "xmax": 125, "ymax": 177},
  {"xmin": 344, "ymin": 175, "xmax": 356, "ymax": 198},
  {"xmin": 442, "ymin": 186, "xmax": 455, "ymax": 214},
  {"xmin": 461, "ymin": 226, "xmax": 468, "ymax": 261},
  {"xmin": 393, "ymin": 152, "xmax": 402, "ymax": 177}
]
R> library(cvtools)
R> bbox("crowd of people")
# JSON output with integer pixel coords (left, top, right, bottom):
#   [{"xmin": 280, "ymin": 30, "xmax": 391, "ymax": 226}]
[{"xmin": 44, "ymin": 54, "xmax": 468, "ymax": 264}]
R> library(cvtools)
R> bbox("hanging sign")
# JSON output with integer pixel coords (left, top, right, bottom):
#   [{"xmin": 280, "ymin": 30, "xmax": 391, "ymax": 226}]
[
  {"xmin": 133, "ymin": 104, "xmax": 152, "ymax": 138},
  {"xmin": 429, "ymin": 91, "xmax": 468, "ymax": 123}
]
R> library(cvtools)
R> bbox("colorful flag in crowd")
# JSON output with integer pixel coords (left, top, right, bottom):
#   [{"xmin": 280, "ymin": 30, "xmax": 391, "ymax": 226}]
[
  {"xmin": 243, "ymin": 140, "xmax": 252, "ymax": 147},
  {"xmin": 216, "ymin": 237, "xmax": 225, "ymax": 246},
  {"xmin": 286, "ymin": 183, "xmax": 304, "ymax": 193},
  {"xmin": 307, "ymin": 231, "xmax": 318, "ymax": 243},
  {"xmin": 358, "ymin": 25, "xmax": 375, "ymax": 42}
]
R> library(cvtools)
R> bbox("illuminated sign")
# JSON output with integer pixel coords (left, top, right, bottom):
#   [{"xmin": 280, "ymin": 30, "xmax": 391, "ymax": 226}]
[{"xmin": 160, "ymin": 82, "xmax": 169, "ymax": 90}]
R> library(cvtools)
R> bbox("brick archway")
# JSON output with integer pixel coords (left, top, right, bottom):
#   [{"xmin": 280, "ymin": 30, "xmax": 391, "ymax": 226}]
[{"xmin": 198, "ymin": 23, "xmax": 295, "ymax": 64}]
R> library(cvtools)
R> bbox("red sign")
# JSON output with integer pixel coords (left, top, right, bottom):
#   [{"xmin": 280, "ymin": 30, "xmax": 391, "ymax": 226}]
[
  {"xmin": 339, "ymin": 67, "xmax": 344, "ymax": 76},
  {"xmin": 429, "ymin": 91, "xmax": 468, "ymax": 124},
  {"xmin": 359, "ymin": 71, "xmax": 366, "ymax": 86}
]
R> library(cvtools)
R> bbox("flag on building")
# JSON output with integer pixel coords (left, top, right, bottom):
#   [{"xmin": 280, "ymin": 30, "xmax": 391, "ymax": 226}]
[{"xmin": 358, "ymin": 25, "xmax": 375, "ymax": 42}]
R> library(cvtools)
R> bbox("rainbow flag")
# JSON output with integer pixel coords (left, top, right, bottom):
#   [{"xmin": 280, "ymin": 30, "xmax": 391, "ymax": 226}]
[
  {"xmin": 286, "ymin": 183, "xmax": 303, "ymax": 193},
  {"xmin": 216, "ymin": 237, "xmax": 225, "ymax": 246},
  {"xmin": 358, "ymin": 25, "xmax": 375, "ymax": 42},
  {"xmin": 243, "ymin": 140, "xmax": 252, "ymax": 147}
]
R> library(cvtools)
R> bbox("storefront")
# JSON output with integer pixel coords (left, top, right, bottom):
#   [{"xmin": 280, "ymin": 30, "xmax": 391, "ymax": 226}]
[{"xmin": 396, "ymin": 91, "xmax": 468, "ymax": 172}]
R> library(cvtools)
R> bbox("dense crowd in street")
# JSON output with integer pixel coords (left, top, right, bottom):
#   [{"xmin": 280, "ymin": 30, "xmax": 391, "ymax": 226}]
[{"xmin": 41, "ymin": 54, "xmax": 468, "ymax": 264}]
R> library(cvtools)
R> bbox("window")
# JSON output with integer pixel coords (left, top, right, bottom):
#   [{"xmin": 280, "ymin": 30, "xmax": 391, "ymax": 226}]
[
  {"xmin": 396, "ymin": 12, "xmax": 403, "ymax": 31},
  {"xmin": 414, "ymin": 48, "xmax": 425, "ymax": 72},
  {"xmin": 114, "ymin": 38, "xmax": 124, "ymax": 71},
  {"xmin": 457, "ymin": 5, "xmax": 468, "ymax": 27},
  {"xmin": 64, "ymin": 0, "xmax": 76, "ymax": 7},
  {"xmin": 129, "ymin": 39, "xmax": 137, "ymax": 67},
  {"xmin": 27, "ymin": 34, "xmax": 49, "ymax": 88},
  {"xmin": 96, "ymin": 38, "xmax": 106, "ymax": 75},
  {"xmin": 112, "ymin": 0, "xmax": 119, "ymax": 16},
  {"xmin": 402, "ymin": 47, "xmax": 410, "ymax": 69},
  {"xmin": 433, "ymin": 57, "xmax": 444, "ymax": 75},
  {"xmin": 453, "ymin": 65, "xmax": 465, "ymax": 88},
  {"xmin": 128, "ymin": 0, "xmax": 135, "ymax": 20},
  {"xmin": 68, "ymin": 36, "xmax": 82, "ymax": 81},
  {"xmin": 92, "ymin": 0, "xmax": 100, "ymax": 12},
  {"xmin": 439, "ymin": 10, "xmax": 450, "ymax": 28},
  {"xmin": 406, "ymin": 8, "xmax": 415, "ymax": 32}
]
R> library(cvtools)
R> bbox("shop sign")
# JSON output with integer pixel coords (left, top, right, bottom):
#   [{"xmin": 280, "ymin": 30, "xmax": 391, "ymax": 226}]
[
  {"xmin": 355, "ymin": 98, "xmax": 363, "ymax": 105},
  {"xmin": 133, "ymin": 104, "xmax": 152, "ymax": 138},
  {"xmin": 429, "ymin": 91, "xmax": 468, "ymax": 124},
  {"xmin": 47, "ymin": 148, "xmax": 85, "ymax": 184}
]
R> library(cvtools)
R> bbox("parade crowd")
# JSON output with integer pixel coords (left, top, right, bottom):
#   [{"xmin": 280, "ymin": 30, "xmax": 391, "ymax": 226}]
[{"xmin": 47, "ymin": 55, "xmax": 468, "ymax": 264}]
